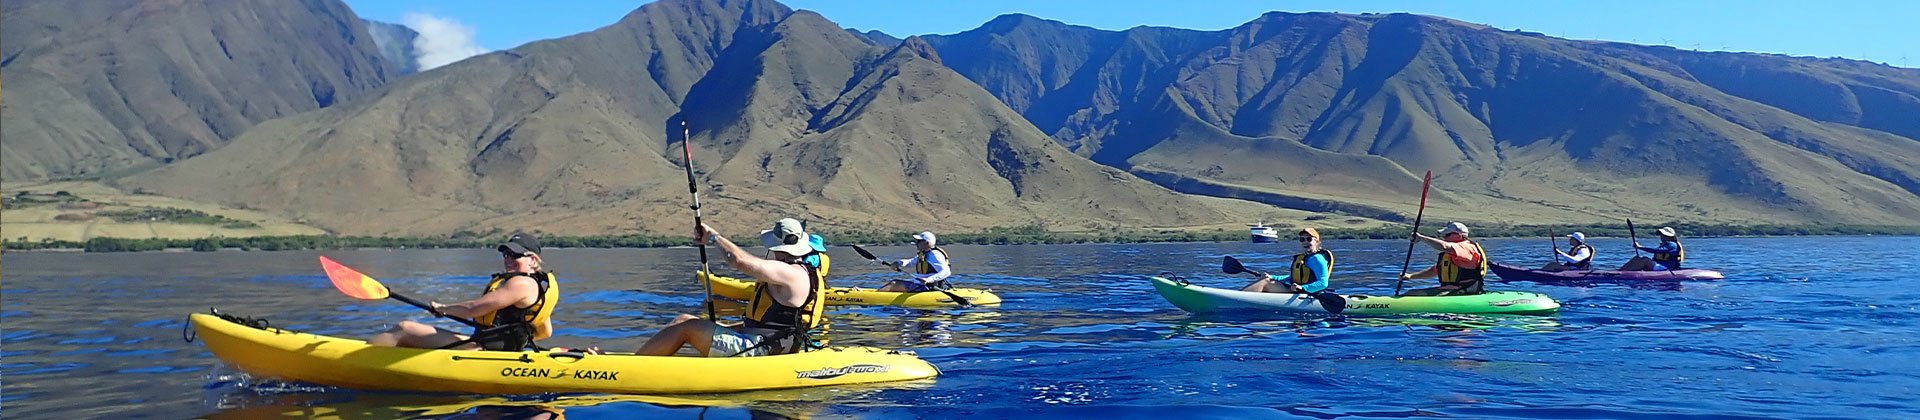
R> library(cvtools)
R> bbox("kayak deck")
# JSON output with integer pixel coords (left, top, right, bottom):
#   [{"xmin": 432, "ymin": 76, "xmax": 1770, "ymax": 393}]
[
  {"xmin": 189, "ymin": 313, "xmax": 938, "ymax": 394},
  {"xmin": 1489, "ymin": 262, "xmax": 1724, "ymax": 284},
  {"xmin": 1149, "ymin": 276, "xmax": 1560, "ymax": 315},
  {"xmin": 702, "ymin": 271, "xmax": 1002, "ymax": 307}
]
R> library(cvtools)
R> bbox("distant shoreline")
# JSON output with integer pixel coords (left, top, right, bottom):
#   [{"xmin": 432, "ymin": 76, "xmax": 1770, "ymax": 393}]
[{"xmin": 4, "ymin": 223, "xmax": 1916, "ymax": 253}]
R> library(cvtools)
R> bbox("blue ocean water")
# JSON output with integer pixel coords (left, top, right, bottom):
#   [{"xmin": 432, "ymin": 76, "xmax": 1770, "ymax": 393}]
[{"xmin": 2, "ymin": 236, "xmax": 1917, "ymax": 418}]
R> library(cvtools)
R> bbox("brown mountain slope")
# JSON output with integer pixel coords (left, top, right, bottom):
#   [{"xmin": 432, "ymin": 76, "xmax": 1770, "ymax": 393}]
[
  {"xmin": 0, "ymin": 0, "xmax": 398, "ymax": 181},
  {"xmin": 925, "ymin": 12, "xmax": 1920, "ymax": 225},
  {"xmin": 124, "ymin": 0, "xmax": 1264, "ymax": 237}
]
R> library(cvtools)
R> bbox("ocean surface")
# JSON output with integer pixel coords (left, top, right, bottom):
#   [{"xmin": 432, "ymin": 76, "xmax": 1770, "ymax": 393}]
[{"xmin": 4, "ymin": 236, "xmax": 1919, "ymax": 418}]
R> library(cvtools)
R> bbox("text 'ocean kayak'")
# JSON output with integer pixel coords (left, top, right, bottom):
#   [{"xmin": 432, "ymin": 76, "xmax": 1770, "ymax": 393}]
[
  {"xmin": 702, "ymin": 271, "xmax": 1001, "ymax": 307},
  {"xmin": 1489, "ymin": 262, "xmax": 1724, "ymax": 284},
  {"xmin": 188, "ymin": 312, "xmax": 938, "ymax": 394},
  {"xmin": 1149, "ymin": 276, "xmax": 1560, "ymax": 315}
]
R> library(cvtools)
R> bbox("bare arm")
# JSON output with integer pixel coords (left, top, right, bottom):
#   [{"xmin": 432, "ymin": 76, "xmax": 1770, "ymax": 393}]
[
  {"xmin": 1411, "ymin": 233, "xmax": 1447, "ymax": 251},
  {"xmin": 699, "ymin": 224, "xmax": 808, "ymax": 291},
  {"xmin": 435, "ymin": 276, "xmax": 535, "ymax": 318},
  {"xmin": 1402, "ymin": 265, "xmax": 1439, "ymax": 280}
]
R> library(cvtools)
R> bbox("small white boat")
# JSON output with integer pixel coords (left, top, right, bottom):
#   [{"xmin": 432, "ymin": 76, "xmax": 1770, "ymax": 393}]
[{"xmin": 1248, "ymin": 221, "xmax": 1280, "ymax": 243}]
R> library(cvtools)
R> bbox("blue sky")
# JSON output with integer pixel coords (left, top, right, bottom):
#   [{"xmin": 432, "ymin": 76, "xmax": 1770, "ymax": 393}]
[{"xmin": 343, "ymin": 0, "xmax": 1918, "ymax": 69}]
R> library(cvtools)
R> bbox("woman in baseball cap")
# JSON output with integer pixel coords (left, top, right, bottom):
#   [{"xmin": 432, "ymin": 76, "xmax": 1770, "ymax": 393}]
[{"xmin": 369, "ymin": 231, "xmax": 561, "ymax": 351}]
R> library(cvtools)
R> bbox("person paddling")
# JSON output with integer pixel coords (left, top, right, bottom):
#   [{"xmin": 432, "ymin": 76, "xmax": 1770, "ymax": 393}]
[
  {"xmin": 1241, "ymin": 227, "xmax": 1333, "ymax": 294},
  {"xmin": 1542, "ymin": 232, "xmax": 1594, "ymax": 271},
  {"xmin": 1621, "ymin": 226, "xmax": 1685, "ymax": 271},
  {"xmin": 781, "ymin": 225, "xmax": 829, "ymax": 278},
  {"xmin": 876, "ymin": 232, "xmax": 952, "ymax": 292},
  {"xmin": 1398, "ymin": 222, "xmax": 1488, "ymax": 296},
  {"xmin": 632, "ymin": 219, "xmax": 827, "ymax": 357},
  {"xmin": 368, "ymin": 232, "xmax": 561, "ymax": 350}
]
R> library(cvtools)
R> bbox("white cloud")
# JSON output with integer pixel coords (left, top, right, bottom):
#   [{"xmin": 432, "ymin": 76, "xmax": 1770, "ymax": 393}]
[{"xmin": 402, "ymin": 12, "xmax": 487, "ymax": 71}]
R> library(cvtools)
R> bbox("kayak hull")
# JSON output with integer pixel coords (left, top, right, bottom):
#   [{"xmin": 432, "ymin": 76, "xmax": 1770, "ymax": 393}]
[
  {"xmin": 190, "ymin": 313, "xmax": 938, "ymax": 394},
  {"xmin": 1148, "ymin": 277, "xmax": 1560, "ymax": 315},
  {"xmin": 702, "ymin": 271, "xmax": 1001, "ymax": 307},
  {"xmin": 1489, "ymin": 262, "xmax": 1724, "ymax": 283}
]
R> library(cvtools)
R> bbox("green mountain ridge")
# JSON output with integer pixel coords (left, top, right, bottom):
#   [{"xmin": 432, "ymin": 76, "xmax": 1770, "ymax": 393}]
[
  {"xmin": 922, "ymin": 12, "xmax": 1920, "ymax": 225},
  {"xmin": 0, "ymin": 0, "xmax": 401, "ymax": 180},
  {"xmin": 118, "ymin": 0, "xmax": 1265, "ymax": 237},
  {"xmin": 5, "ymin": 0, "xmax": 1916, "ymax": 240}
]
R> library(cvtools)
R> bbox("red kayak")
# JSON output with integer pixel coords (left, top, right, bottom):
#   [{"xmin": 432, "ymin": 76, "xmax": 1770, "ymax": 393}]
[{"xmin": 1489, "ymin": 262, "xmax": 1724, "ymax": 283}]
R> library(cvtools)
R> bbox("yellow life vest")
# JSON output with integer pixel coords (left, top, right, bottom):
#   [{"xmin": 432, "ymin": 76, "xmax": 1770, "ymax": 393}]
[
  {"xmin": 475, "ymin": 271, "xmax": 559, "ymax": 341},
  {"xmin": 1436, "ymin": 241, "xmax": 1487, "ymax": 294},
  {"xmin": 1566, "ymin": 244, "xmax": 1594, "ymax": 269},
  {"xmin": 1289, "ymin": 249, "xmax": 1334, "ymax": 285},
  {"xmin": 913, "ymin": 247, "xmax": 950, "ymax": 275},
  {"xmin": 815, "ymin": 253, "xmax": 831, "ymax": 278},
  {"xmin": 744, "ymin": 261, "xmax": 827, "ymax": 335},
  {"xmin": 1651, "ymin": 239, "xmax": 1684, "ymax": 267}
]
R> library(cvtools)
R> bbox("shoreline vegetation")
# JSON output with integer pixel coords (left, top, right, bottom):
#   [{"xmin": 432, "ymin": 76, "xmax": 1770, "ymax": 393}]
[{"xmin": 4, "ymin": 223, "xmax": 1917, "ymax": 253}]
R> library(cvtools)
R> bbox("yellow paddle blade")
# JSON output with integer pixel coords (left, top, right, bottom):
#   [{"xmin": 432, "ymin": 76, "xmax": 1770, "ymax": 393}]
[{"xmin": 320, "ymin": 256, "xmax": 390, "ymax": 300}]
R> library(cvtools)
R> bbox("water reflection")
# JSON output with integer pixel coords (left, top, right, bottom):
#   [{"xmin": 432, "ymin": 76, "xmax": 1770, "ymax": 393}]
[
  {"xmin": 200, "ymin": 377, "xmax": 932, "ymax": 419},
  {"xmin": 6, "ymin": 237, "xmax": 1920, "ymax": 418}
]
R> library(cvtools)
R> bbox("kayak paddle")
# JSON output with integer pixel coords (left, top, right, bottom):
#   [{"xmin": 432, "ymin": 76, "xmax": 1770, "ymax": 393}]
[
  {"xmin": 1549, "ymin": 227, "xmax": 1559, "ymax": 268},
  {"xmin": 1394, "ymin": 170, "xmax": 1433, "ymax": 297},
  {"xmin": 319, "ymin": 256, "xmax": 482, "ymax": 328},
  {"xmin": 850, "ymin": 244, "xmax": 973, "ymax": 307},
  {"xmin": 1626, "ymin": 218, "xmax": 1642, "ymax": 259},
  {"xmin": 680, "ymin": 120, "xmax": 716, "ymax": 321},
  {"xmin": 1625, "ymin": 218, "xmax": 1677, "ymax": 275},
  {"xmin": 1223, "ymin": 256, "xmax": 1346, "ymax": 314}
]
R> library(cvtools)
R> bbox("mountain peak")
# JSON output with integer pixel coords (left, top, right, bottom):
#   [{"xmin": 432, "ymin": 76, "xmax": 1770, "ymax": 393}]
[{"xmin": 888, "ymin": 35, "xmax": 942, "ymax": 64}]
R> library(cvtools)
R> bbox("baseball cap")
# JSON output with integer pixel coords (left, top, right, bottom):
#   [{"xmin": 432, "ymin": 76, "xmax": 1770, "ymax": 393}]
[{"xmin": 498, "ymin": 231, "xmax": 541, "ymax": 255}]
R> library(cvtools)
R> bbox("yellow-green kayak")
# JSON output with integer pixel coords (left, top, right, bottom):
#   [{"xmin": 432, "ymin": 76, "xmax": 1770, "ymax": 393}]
[
  {"xmin": 189, "ymin": 313, "xmax": 939, "ymax": 394},
  {"xmin": 701, "ymin": 271, "xmax": 1001, "ymax": 307}
]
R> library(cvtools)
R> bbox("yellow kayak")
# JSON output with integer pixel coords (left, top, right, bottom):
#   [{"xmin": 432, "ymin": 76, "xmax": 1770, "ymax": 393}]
[
  {"xmin": 700, "ymin": 271, "xmax": 1002, "ymax": 307},
  {"xmin": 189, "ymin": 313, "xmax": 939, "ymax": 394}
]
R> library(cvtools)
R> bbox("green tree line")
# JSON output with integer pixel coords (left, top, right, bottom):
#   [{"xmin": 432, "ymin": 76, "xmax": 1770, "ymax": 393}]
[{"xmin": 4, "ymin": 222, "xmax": 1915, "ymax": 253}]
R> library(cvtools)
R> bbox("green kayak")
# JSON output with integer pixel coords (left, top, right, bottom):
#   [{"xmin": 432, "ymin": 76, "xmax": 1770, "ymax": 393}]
[{"xmin": 1149, "ymin": 276, "xmax": 1560, "ymax": 315}]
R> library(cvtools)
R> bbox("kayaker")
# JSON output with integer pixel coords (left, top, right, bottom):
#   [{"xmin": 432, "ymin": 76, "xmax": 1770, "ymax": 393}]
[
  {"xmin": 1398, "ymin": 222, "xmax": 1488, "ymax": 296},
  {"xmin": 1621, "ymin": 226, "xmax": 1685, "ymax": 270},
  {"xmin": 1240, "ymin": 227, "xmax": 1333, "ymax": 294},
  {"xmin": 876, "ymin": 231, "xmax": 951, "ymax": 292},
  {"xmin": 803, "ymin": 230, "xmax": 831, "ymax": 277},
  {"xmin": 1542, "ymin": 232, "xmax": 1594, "ymax": 271},
  {"xmin": 632, "ymin": 219, "xmax": 826, "ymax": 357},
  {"xmin": 367, "ymin": 232, "xmax": 560, "ymax": 351}
]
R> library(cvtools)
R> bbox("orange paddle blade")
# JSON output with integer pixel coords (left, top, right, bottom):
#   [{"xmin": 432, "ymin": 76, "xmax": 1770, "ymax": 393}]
[{"xmin": 320, "ymin": 256, "xmax": 390, "ymax": 300}]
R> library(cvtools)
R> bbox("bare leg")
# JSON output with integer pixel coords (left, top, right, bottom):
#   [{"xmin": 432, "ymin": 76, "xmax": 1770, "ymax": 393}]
[
  {"xmin": 1618, "ymin": 257, "xmax": 1651, "ymax": 271},
  {"xmin": 877, "ymin": 280, "xmax": 919, "ymax": 292},
  {"xmin": 368, "ymin": 320, "xmax": 477, "ymax": 349},
  {"xmin": 635, "ymin": 315, "xmax": 717, "ymax": 356},
  {"xmin": 1240, "ymin": 277, "xmax": 1273, "ymax": 292}
]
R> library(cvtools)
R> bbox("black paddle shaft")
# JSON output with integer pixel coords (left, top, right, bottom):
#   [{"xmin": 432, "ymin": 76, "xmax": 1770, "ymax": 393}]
[
  {"xmin": 389, "ymin": 291, "xmax": 484, "ymax": 328},
  {"xmin": 682, "ymin": 120, "xmax": 715, "ymax": 320},
  {"xmin": 1395, "ymin": 171, "xmax": 1434, "ymax": 297}
]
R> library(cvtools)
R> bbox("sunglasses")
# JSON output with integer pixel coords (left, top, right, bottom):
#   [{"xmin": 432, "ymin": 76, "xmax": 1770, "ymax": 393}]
[
  {"xmin": 502, "ymin": 252, "xmax": 531, "ymax": 259},
  {"xmin": 1297, "ymin": 237, "xmax": 1315, "ymax": 242}
]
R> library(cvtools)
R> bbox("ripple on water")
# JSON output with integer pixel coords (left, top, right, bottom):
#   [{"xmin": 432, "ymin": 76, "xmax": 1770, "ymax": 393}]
[
  {"xmin": 5, "ymin": 239, "xmax": 1920, "ymax": 418},
  {"xmin": 4, "ymin": 362, "xmax": 89, "ymax": 376}
]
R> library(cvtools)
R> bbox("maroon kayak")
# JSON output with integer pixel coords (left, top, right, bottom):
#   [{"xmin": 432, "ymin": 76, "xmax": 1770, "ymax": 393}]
[{"xmin": 1489, "ymin": 262, "xmax": 1724, "ymax": 283}]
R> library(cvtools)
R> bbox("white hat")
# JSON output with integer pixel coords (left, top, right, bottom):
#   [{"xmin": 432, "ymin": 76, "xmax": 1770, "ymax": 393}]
[
  {"xmin": 1657, "ymin": 227, "xmax": 1677, "ymax": 237},
  {"xmin": 912, "ymin": 231, "xmax": 937, "ymax": 246},
  {"xmin": 1567, "ymin": 232, "xmax": 1586, "ymax": 242},
  {"xmin": 1437, "ymin": 222, "xmax": 1469, "ymax": 236},
  {"xmin": 759, "ymin": 218, "xmax": 814, "ymax": 256}
]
